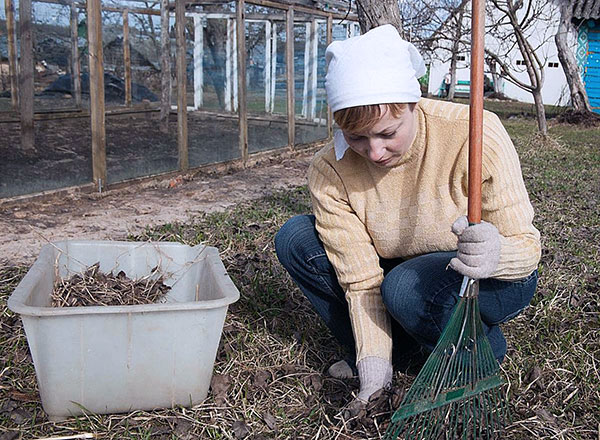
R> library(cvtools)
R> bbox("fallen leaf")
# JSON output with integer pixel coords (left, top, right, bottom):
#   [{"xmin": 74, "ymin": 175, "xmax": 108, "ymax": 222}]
[
  {"xmin": 211, "ymin": 373, "xmax": 232, "ymax": 404},
  {"xmin": 253, "ymin": 370, "xmax": 270, "ymax": 390},
  {"xmin": 281, "ymin": 364, "xmax": 296, "ymax": 375},
  {"xmin": 174, "ymin": 418, "xmax": 193, "ymax": 437},
  {"xmin": 303, "ymin": 373, "xmax": 323, "ymax": 392},
  {"xmin": 535, "ymin": 408, "xmax": 559, "ymax": 426},
  {"xmin": 10, "ymin": 408, "xmax": 31, "ymax": 424},
  {"xmin": 9, "ymin": 390, "xmax": 39, "ymax": 402},
  {"xmin": 232, "ymin": 420, "xmax": 250, "ymax": 439},
  {"xmin": 525, "ymin": 365, "xmax": 543, "ymax": 388},
  {"xmin": 343, "ymin": 399, "xmax": 366, "ymax": 420},
  {"xmin": 262, "ymin": 412, "xmax": 277, "ymax": 430}
]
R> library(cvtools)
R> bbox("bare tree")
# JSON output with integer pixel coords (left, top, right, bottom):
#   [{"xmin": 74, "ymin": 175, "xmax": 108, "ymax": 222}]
[
  {"xmin": 426, "ymin": 0, "xmax": 470, "ymax": 99},
  {"xmin": 485, "ymin": 0, "xmax": 556, "ymax": 134},
  {"xmin": 554, "ymin": 0, "xmax": 592, "ymax": 112},
  {"xmin": 355, "ymin": 0, "xmax": 403, "ymax": 35}
]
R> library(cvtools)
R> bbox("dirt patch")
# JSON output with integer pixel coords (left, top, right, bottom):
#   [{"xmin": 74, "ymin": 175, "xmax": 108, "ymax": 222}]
[
  {"xmin": 554, "ymin": 109, "xmax": 600, "ymax": 127},
  {"xmin": 0, "ymin": 147, "xmax": 315, "ymax": 265}
]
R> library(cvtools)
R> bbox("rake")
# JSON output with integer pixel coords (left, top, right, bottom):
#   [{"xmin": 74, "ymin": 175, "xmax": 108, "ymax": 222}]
[{"xmin": 383, "ymin": 0, "xmax": 510, "ymax": 438}]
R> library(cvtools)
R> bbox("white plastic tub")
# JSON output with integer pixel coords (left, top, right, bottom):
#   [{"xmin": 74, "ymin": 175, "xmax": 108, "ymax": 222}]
[{"xmin": 8, "ymin": 240, "xmax": 239, "ymax": 420}]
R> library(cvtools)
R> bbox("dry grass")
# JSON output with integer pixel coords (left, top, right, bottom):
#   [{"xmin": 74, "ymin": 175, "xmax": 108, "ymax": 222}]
[{"xmin": 1, "ymin": 116, "xmax": 599, "ymax": 439}]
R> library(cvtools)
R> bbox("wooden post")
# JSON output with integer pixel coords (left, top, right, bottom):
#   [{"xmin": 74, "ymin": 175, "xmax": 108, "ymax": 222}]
[
  {"xmin": 70, "ymin": 0, "xmax": 82, "ymax": 107},
  {"xmin": 176, "ymin": 0, "xmax": 188, "ymax": 170},
  {"xmin": 270, "ymin": 22, "xmax": 277, "ymax": 113},
  {"xmin": 123, "ymin": 9, "xmax": 132, "ymax": 107},
  {"xmin": 225, "ymin": 19, "xmax": 232, "ymax": 112},
  {"xmin": 232, "ymin": 19, "xmax": 238, "ymax": 112},
  {"xmin": 265, "ymin": 20, "xmax": 272, "ymax": 113},
  {"xmin": 159, "ymin": 0, "xmax": 171, "ymax": 132},
  {"xmin": 286, "ymin": 7, "xmax": 295, "ymax": 149},
  {"xmin": 193, "ymin": 14, "xmax": 204, "ymax": 109},
  {"xmin": 5, "ymin": 0, "xmax": 19, "ymax": 111},
  {"xmin": 87, "ymin": 0, "xmax": 107, "ymax": 190},
  {"xmin": 302, "ymin": 22, "xmax": 309, "ymax": 118},
  {"xmin": 308, "ymin": 19, "xmax": 318, "ymax": 121},
  {"xmin": 19, "ymin": 0, "xmax": 35, "ymax": 153},
  {"xmin": 236, "ymin": 0, "xmax": 248, "ymax": 163},
  {"xmin": 327, "ymin": 14, "xmax": 332, "ymax": 139}
]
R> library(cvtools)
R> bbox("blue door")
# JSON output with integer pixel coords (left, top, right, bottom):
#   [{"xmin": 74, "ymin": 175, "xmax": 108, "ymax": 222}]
[{"xmin": 585, "ymin": 30, "xmax": 600, "ymax": 112}]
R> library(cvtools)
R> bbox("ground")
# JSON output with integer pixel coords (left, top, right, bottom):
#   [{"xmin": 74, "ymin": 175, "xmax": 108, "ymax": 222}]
[
  {"xmin": 0, "ymin": 106, "xmax": 598, "ymax": 439},
  {"xmin": 0, "ymin": 147, "xmax": 314, "ymax": 265}
]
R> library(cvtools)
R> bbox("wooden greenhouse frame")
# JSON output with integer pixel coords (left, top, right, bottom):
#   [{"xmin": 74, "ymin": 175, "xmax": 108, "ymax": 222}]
[{"xmin": 1, "ymin": 0, "xmax": 358, "ymax": 200}]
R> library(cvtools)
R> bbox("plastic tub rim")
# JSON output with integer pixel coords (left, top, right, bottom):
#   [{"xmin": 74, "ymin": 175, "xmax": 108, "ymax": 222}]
[{"xmin": 8, "ymin": 240, "xmax": 240, "ymax": 317}]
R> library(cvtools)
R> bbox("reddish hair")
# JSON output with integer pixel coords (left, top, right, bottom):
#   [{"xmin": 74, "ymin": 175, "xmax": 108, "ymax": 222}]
[{"xmin": 333, "ymin": 103, "xmax": 410, "ymax": 133}]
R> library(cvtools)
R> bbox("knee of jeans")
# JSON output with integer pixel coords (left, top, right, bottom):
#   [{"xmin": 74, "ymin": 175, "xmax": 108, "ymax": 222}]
[
  {"xmin": 381, "ymin": 272, "xmax": 413, "ymax": 318},
  {"xmin": 274, "ymin": 215, "xmax": 313, "ymax": 269}
]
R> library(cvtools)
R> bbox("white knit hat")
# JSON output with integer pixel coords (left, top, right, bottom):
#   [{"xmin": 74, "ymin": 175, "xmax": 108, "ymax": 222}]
[{"xmin": 325, "ymin": 24, "xmax": 426, "ymax": 113}]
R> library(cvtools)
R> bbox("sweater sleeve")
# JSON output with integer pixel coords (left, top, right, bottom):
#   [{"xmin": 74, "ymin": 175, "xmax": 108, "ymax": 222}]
[
  {"xmin": 480, "ymin": 113, "xmax": 541, "ymax": 280},
  {"xmin": 308, "ymin": 154, "xmax": 392, "ymax": 363}
]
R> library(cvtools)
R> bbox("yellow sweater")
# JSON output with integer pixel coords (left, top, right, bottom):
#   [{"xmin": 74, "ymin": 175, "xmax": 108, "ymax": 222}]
[{"xmin": 307, "ymin": 98, "xmax": 541, "ymax": 363}]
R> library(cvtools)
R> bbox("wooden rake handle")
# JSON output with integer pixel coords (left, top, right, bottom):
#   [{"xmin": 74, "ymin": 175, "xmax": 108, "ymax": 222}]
[{"xmin": 468, "ymin": 0, "xmax": 485, "ymax": 225}]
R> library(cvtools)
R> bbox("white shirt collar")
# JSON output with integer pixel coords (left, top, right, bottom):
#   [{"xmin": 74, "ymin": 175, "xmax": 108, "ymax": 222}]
[{"xmin": 334, "ymin": 130, "xmax": 350, "ymax": 161}]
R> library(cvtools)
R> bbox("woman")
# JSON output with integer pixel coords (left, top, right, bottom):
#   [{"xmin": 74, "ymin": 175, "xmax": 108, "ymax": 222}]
[{"xmin": 275, "ymin": 25, "xmax": 540, "ymax": 404}]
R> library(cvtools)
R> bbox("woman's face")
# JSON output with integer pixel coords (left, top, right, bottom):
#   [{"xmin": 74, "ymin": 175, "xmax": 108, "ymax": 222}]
[{"xmin": 342, "ymin": 104, "xmax": 417, "ymax": 168}]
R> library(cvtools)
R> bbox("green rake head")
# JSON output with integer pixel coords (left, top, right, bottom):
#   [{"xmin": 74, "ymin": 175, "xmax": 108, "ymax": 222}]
[{"xmin": 384, "ymin": 277, "xmax": 510, "ymax": 440}]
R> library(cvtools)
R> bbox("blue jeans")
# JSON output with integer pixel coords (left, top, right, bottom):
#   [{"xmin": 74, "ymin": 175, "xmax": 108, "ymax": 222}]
[{"xmin": 274, "ymin": 215, "xmax": 537, "ymax": 366}]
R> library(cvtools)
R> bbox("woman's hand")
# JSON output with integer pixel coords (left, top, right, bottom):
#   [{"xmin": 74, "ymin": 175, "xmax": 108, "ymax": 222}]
[
  {"xmin": 449, "ymin": 216, "xmax": 501, "ymax": 279},
  {"xmin": 356, "ymin": 356, "xmax": 393, "ymax": 403}
]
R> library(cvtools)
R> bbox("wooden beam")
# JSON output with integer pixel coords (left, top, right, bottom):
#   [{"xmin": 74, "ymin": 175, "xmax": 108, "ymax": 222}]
[
  {"xmin": 32, "ymin": 0, "xmax": 357, "ymax": 20},
  {"xmin": 5, "ymin": 0, "xmax": 19, "ymax": 111},
  {"xmin": 123, "ymin": 9, "xmax": 132, "ymax": 107},
  {"xmin": 87, "ymin": 0, "xmax": 107, "ymax": 190},
  {"xmin": 286, "ymin": 7, "xmax": 295, "ymax": 149},
  {"xmin": 309, "ymin": 19, "xmax": 318, "ymax": 120},
  {"xmin": 160, "ymin": 0, "xmax": 172, "ymax": 132},
  {"xmin": 236, "ymin": 0, "xmax": 248, "ymax": 163},
  {"xmin": 176, "ymin": 0, "xmax": 189, "ymax": 170},
  {"xmin": 302, "ymin": 21, "xmax": 309, "ymax": 118},
  {"xmin": 245, "ymin": 0, "xmax": 358, "ymax": 20},
  {"xmin": 70, "ymin": 0, "xmax": 82, "ymax": 107},
  {"xmin": 264, "ymin": 20, "xmax": 272, "ymax": 113},
  {"xmin": 19, "ymin": 0, "xmax": 35, "ymax": 153},
  {"xmin": 327, "ymin": 13, "xmax": 332, "ymax": 139},
  {"xmin": 232, "ymin": 20, "xmax": 239, "ymax": 112},
  {"xmin": 225, "ymin": 18, "xmax": 233, "ymax": 112},
  {"xmin": 270, "ymin": 22, "xmax": 277, "ymax": 113},
  {"xmin": 33, "ymin": 0, "xmax": 162, "ymax": 16},
  {"xmin": 193, "ymin": 14, "xmax": 204, "ymax": 109}
]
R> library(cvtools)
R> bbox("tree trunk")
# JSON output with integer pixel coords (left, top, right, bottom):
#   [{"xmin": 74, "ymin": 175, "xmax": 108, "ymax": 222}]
[
  {"xmin": 555, "ymin": 0, "xmax": 592, "ymax": 112},
  {"xmin": 487, "ymin": 58, "xmax": 502, "ymax": 94},
  {"xmin": 447, "ymin": 9, "xmax": 464, "ymax": 100},
  {"xmin": 356, "ymin": 0, "xmax": 403, "ymax": 36},
  {"xmin": 447, "ymin": 56, "xmax": 457, "ymax": 100},
  {"xmin": 533, "ymin": 89, "xmax": 547, "ymax": 134}
]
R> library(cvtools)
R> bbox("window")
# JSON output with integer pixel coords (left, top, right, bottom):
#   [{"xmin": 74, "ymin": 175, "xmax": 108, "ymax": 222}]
[
  {"xmin": 457, "ymin": 55, "xmax": 466, "ymax": 61},
  {"xmin": 516, "ymin": 60, "xmax": 525, "ymax": 65},
  {"xmin": 548, "ymin": 61, "xmax": 559, "ymax": 68}
]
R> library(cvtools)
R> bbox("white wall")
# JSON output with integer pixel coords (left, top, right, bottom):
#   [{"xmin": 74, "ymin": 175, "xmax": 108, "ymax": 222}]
[{"xmin": 426, "ymin": 0, "xmax": 572, "ymax": 107}]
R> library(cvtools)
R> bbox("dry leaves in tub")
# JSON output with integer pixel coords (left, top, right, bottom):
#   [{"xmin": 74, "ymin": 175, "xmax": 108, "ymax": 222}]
[{"xmin": 51, "ymin": 262, "xmax": 171, "ymax": 307}]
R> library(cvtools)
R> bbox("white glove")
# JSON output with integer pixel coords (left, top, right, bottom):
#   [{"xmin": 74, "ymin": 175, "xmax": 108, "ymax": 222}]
[
  {"xmin": 449, "ymin": 216, "xmax": 501, "ymax": 279},
  {"xmin": 356, "ymin": 356, "xmax": 392, "ymax": 403}
]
